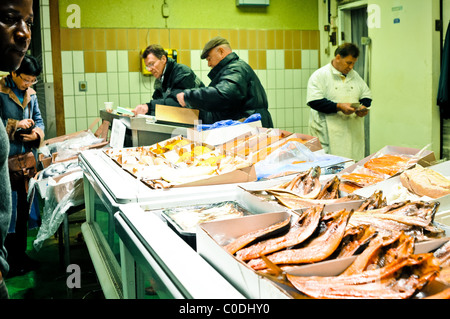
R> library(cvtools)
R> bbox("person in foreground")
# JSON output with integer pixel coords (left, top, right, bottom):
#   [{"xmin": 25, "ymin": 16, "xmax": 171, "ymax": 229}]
[
  {"xmin": 132, "ymin": 44, "xmax": 204, "ymax": 116},
  {"xmin": 0, "ymin": 55, "xmax": 44, "ymax": 278},
  {"xmin": 307, "ymin": 42, "xmax": 372, "ymax": 161},
  {"xmin": 176, "ymin": 36, "xmax": 273, "ymax": 128},
  {"xmin": 0, "ymin": 0, "xmax": 34, "ymax": 299}
]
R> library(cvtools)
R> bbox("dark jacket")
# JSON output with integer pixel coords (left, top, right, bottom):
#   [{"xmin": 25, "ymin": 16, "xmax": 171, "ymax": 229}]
[
  {"xmin": 438, "ymin": 21, "xmax": 450, "ymax": 119},
  {"xmin": 147, "ymin": 58, "xmax": 204, "ymax": 115},
  {"xmin": 183, "ymin": 52, "xmax": 273, "ymax": 128}
]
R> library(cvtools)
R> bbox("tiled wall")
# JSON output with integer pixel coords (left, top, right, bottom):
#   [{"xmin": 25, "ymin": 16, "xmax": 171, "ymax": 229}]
[{"xmin": 45, "ymin": 23, "xmax": 320, "ymax": 135}]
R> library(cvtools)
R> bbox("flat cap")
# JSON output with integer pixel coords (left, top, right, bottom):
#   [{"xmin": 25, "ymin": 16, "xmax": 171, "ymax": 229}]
[{"xmin": 201, "ymin": 36, "xmax": 230, "ymax": 59}]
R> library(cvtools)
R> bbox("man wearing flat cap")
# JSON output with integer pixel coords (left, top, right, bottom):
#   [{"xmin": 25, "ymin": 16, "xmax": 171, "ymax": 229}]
[{"xmin": 176, "ymin": 36, "xmax": 273, "ymax": 128}]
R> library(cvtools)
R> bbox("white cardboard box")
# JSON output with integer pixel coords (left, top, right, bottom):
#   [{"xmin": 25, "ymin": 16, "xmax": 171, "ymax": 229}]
[{"xmin": 197, "ymin": 201, "xmax": 450, "ymax": 299}]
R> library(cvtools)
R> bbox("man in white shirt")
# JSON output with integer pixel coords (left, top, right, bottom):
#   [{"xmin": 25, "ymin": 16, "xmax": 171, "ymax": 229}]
[{"xmin": 307, "ymin": 43, "xmax": 372, "ymax": 161}]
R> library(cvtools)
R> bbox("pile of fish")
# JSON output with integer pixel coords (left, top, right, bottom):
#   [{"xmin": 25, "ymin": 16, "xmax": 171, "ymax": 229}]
[
  {"xmin": 223, "ymin": 189, "xmax": 450, "ymax": 298},
  {"xmin": 242, "ymin": 166, "xmax": 363, "ymax": 209},
  {"xmin": 284, "ymin": 233, "xmax": 450, "ymax": 299}
]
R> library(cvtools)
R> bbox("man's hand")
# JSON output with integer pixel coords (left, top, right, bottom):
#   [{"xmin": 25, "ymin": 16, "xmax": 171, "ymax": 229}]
[
  {"xmin": 176, "ymin": 92, "xmax": 186, "ymax": 107},
  {"xmin": 355, "ymin": 105, "xmax": 370, "ymax": 117},
  {"xmin": 132, "ymin": 104, "xmax": 149, "ymax": 116},
  {"xmin": 336, "ymin": 103, "xmax": 356, "ymax": 115}
]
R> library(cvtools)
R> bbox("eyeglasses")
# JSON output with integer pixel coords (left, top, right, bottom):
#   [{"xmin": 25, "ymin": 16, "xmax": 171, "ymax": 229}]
[
  {"xmin": 145, "ymin": 59, "xmax": 161, "ymax": 71},
  {"xmin": 19, "ymin": 74, "xmax": 38, "ymax": 85}
]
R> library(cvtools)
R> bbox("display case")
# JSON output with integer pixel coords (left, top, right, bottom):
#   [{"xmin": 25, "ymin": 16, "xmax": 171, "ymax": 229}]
[{"xmin": 79, "ymin": 148, "xmax": 288, "ymax": 298}]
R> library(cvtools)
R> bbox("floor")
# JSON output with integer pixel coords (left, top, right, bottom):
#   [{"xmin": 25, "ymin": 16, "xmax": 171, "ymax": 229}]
[{"xmin": 4, "ymin": 210, "xmax": 105, "ymax": 299}]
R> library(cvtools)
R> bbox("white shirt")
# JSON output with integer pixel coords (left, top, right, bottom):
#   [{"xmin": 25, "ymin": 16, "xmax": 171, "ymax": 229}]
[{"xmin": 307, "ymin": 62, "xmax": 372, "ymax": 105}]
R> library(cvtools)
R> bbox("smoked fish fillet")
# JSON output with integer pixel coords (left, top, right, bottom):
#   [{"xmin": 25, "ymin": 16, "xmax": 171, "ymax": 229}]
[
  {"xmin": 235, "ymin": 205, "xmax": 323, "ymax": 261},
  {"xmin": 247, "ymin": 209, "xmax": 352, "ymax": 270}
]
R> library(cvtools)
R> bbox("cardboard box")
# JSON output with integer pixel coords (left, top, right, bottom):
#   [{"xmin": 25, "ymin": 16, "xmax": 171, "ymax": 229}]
[
  {"xmin": 155, "ymin": 104, "xmax": 199, "ymax": 125},
  {"xmin": 187, "ymin": 121, "xmax": 262, "ymax": 147},
  {"xmin": 39, "ymin": 118, "xmax": 110, "ymax": 165},
  {"xmin": 198, "ymin": 201, "xmax": 450, "ymax": 299}
]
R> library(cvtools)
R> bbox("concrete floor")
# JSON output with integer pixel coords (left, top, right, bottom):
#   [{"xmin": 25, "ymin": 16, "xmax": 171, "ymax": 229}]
[{"xmin": 4, "ymin": 211, "xmax": 104, "ymax": 299}]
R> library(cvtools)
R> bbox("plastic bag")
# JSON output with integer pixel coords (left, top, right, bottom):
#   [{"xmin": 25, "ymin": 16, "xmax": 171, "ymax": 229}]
[
  {"xmin": 54, "ymin": 130, "xmax": 104, "ymax": 161},
  {"xmin": 255, "ymin": 141, "xmax": 347, "ymax": 180},
  {"xmin": 196, "ymin": 113, "xmax": 261, "ymax": 131},
  {"xmin": 33, "ymin": 169, "xmax": 84, "ymax": 252}
]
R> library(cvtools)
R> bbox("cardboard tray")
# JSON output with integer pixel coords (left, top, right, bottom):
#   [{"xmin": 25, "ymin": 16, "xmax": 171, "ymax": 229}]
[
  {"xmin": 197, "ymin": 201, "xmax": 450, "ymax": 299},
  {"xmin": 155, "ymin": 104, "xmax": 199, "ymax": 125}
]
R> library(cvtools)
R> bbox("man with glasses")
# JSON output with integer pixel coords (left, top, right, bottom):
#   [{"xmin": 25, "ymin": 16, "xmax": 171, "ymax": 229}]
[
  {"xmin": 132, "ymin": 44, "xmax": 204, "ymax": 116},
  {"xmin": 0, "ymin": 54, "xmax": 44, "ymax": 278},
  {"xmin": 176, "ymin": 36, "xmax": 273, "ymax": 128}
]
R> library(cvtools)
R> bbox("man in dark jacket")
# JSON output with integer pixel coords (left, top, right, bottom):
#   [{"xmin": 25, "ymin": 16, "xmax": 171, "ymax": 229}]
[
  {"xmin": 132, "ymin": 44, "xmax": 204, "ymax": 116},
  {"xmin": 176, "ymin": 37, "xmax": 273, "ymax": 128}
]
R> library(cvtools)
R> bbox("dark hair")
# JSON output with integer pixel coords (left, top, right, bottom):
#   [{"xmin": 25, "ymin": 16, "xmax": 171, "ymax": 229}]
[
  {"xmin": 15, "ymin": 55, "xmax": 42, "ymax": 77},
  {"xmin": 142, "ymin": 44, "xmax": 168, "ymax": 59},
  {"xmin": 334, "ymin": 43, "xmax": 360, "ymax": 59}
]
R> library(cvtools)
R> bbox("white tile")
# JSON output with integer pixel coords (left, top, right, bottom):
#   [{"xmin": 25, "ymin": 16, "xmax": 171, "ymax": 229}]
[
  {"xmin": 96, "ymin": 73, "xmax": 108, "ymax": 95},
  {"xmin": 284, "ymin": 69, "xmax": 293, "ymax": 89},
  {"xmin": 44, "ymin": 51, "xmax": 53, "ymax": 76},
  {"xmin": 294, "ymin": 89, "xmax": 303, "ymax": 107},
  {"xmin": 76, "ymin": 117, "xmax": 88, "ymax": 131},
  {"xmin": 293, "ymin": 70, "xmax": 302, "ymax": 89},
  {"xmin": 41, "ymin": 5, "xmax": 50, "ymax": 29},
  {"xmin": 61, "ymin": 51, "xmax": 73, "ymax": 74},
  {"xmin": 106, "ymin": 51, "xmax": 118, "ymax": 72},
  {"xmin": 275, "ymin": 50, "xmax": 285, "ymax": 70},
  {"xmin": 201, "ymin": 71, "xmax": 210, "ymax": 86},
  {"xmin": 239, "ymin": 50, "xmax": 249, "ymax": 64},
  {"xmin": 276, "ymin": 108, "xmax": 285, "ymax": 128},
  {"xmin": 43, "ymin": 28, "xmax": 52, "ymax": 53},
  {"xmin": 119, "ymin": 94, "xmax": 130, "ymax": 108},
  {"xmin": 97, "ymin": 95, "xmax": 109, "ymax": 111},
  {"xmin": 310, "ymin": 50, "xmax": 319, "ymax": 69},
  {"xmin": 267, "ymin": 70, "xmax": 276, "ymax": 89},
  {"xmin": 72, "ymin": 51, "xmax": 85, "ymax": 73},
  {"xmin": 140, "ymin": 93, "xmax": 152, "ymax": 104},
  {"xmin": 86, "ymin": 95, "xmax": 99, "ymax": 117},
  {"xmin": 130, "ymin": 93, "xmax": 142, "ymax": 108},
  {"xmin": 65, "ymin": 118, "xmax": 77, "ymax": 134},
  {"xmin": 266, "ymin": 89, "xmax": 276, "ymax": 109},
  {"xmin": 107, "ymin": 73, "xmax": 119, "ymax": 94},
  {"xmin": 302, "ymin": 107, "xmax": 310, "ymax": 127},
  {"xmin": 285, "ymin": 108, "xmax": 294, "ymax": 127},
  {"xmin": 62, "ymin": 74, "xmax": 74, "ymax": 95},
  {"xmin": 276, "ymin": 89, "xmax": 285, "ymax": 108},
  {"xmin": 63, "ymin": 96, "xmax": 75, "ymax": 118},
  {"xmin": 190, "ymin": 50, "xmax": 201, "ymax": 71},
  {"xmin": 75, "ymin": 95, "xmax": 87, "ymax": 117},
  {"xmin": 256, "ymin": 70, "xmax": 267, "ymax": 90},
  {"xmin": 275, "ymin": 70, "xmax": 285, "ymax": 89},
  {"xmin": 294, "ymin": 107, "xmax": 302, "ymax": 125},
  {"xmin": 200, "ymin": 59, "xmax": 209, "ymax": 72},
  {"xmin": 128, "ymin": 72, "xmax": 141, "ymax": 94},
  {"xmin": 285, "ymin": 89, "xmax": 294, "ymax": 108},
  {"xmin": 301, "ymin": 50, "xmax": 310, "ymax": 69},
  {"xmin": 108, "ymin": 94, "xmax": 119, "ymax": 107},
  {"xmin": 266, "ymin": 50, "xmax": 276, "ymax": 70},
  {"xmin": 118, "ymin": 72, "xmax": 130, "ymax": 94},
  {"xmin": 85, "ymin": 73, "xmax": 97, "ymax": 95},
  {"xmin": 301, "ymin": 70, "xmax": 310, "ymax": 90},
  {"xmin": 117, "ymin": 50, "xmax": 129, "ymax": 72}
]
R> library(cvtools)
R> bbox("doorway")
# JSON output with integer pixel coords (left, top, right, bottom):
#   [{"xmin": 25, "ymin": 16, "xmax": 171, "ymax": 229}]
[{"xmin": 338, "ymin": 1, "xmax": 371, "ymax": 156}]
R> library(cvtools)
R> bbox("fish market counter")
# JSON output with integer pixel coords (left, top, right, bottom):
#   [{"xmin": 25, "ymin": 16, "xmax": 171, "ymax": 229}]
[
  {"xmin": 99, "ymin": 109, "xmax": 189, "ymax": 147},
  {"xmin": 79, "ymin": 148, "xmax": 283, "ymax": 299}
]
